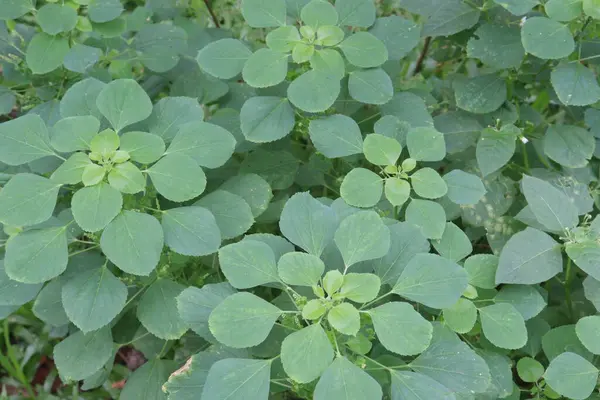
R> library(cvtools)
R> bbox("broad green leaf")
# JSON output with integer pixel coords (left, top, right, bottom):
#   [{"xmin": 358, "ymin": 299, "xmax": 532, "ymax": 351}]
[
  {"xmin": 165, "ymin": 122, "xmax": 236, "ymax": 169},
  {"xmin": 522, "ymin": 175, "xmax": 578, "ymax": 231},
  {"xmin": 495, "ymin": 285, "xmax": 546, "ymax": 320},
  {"xmin": 0, "ymin": 114, "xmax": 55, "ymax": 166},
  {"xmin": 543, "ymin": 125, "xmax": 594, "ymax": 168},
  {"xmin": 243, "ymin": 49, "xmax": 288, "ymax": 88},
  {"xmin": 443, "ymin": 298, "xmax": 477, "ymax": 334},
  {"xmin": 517, "ymin": 357, "xmax": 545, "ymax": 382},
  {"xmin": 454, "ymin": 74, "xmax": 507, "ymax": 114},
  {"xmin": 288, "ymin": 69, "xmax": 340, "ymax": 113},
  {"xmin": 162, "ymin": 207, "xmax": 221, "ymax": 256},
  {"xmin": 137, "ymin": 279, "xmax": 188, "ymax": 340},
  {"xmin": 108, "ymin": 162, "xmax": 146, "ymax": 194},
  {"xmin": 410, "ymin": 167, "xmax": 447, "ymax": 199},
  {"xmin": 241, "ymin": 0, "xmax": 286, "ymax": 27},
  {"xmin": 0, "ymin": 173, "xmax": 60, "ymax": 227},
  {"xmin": 195, "ymin": 190, "xmax": 254, "ymax": 239},
  {"xmin": 240, "ymin": 97, "xmax": 295, "ymax": 143},
  {"xmin": 278, "ymin": 252, "xmax": 324, "ymax": 286},
  {"xmin": 176, "ymin": 283, "xmax": 236, "ymax": 340},
  {"xmin": 492, "ymin": 0, "xmax": 538, "ymax": 15},
  {"xmin": 71, "ymin": 183, "xmax": 122, "ymax": 232},
  {"xmin": 542, "ymin": 325, "xmax": 593, "ymax": 361},
  {"xmin": 281, "ymin": 324, "xmax": 334, "ymax": 383},
  {"xmin": 308, "ymin": 114, "xmax": 363, "ymax": 158},
  {"xmin": 566, "ymin": 241, "xmax": 600, "ymax": 281},
  {"xmin": 385, "ymin": 178, "xmax": 411, "ymax": 206},
  {"xmin": 576, "ymin": 316, "xmax": 600, "ymax": 354},
  {"xmin": 369, "ymin": 302, "xmax": 432, "ymax": 355},
  {"xmin": 406, "ymin": 127, "xmax": 446, "ymax": 161},
  {"xmin": 36, "ymin": 4, "xmax": 77, "ymax": 35},
  {"xmin": 479, "ymin": 351, "xmax": 514, "ymax": 398},
  {"xmin": 476, "ymin": 124, "xmax": 519, "ymax": 176},
  {"xmin": 301, "ymin": 0, "xmax": 338, "ymax": 25},
  {"xmin": 338, "ymin": 32, "xmax": 388, "ymax": 68},
  {"xmin": 209, "ymin": 292, "xmax": 281, "ymax": 348},
  {"xmin": 119, "ymin": 132, "xmax": 165, "ymax": 164},
  {"xmin": 465, "ymin": 255, "xmax": 499, "ymax": 289},
  {"xmin": 0, "ymin": 0, "xmax": 33, "ymax": 20},
  {"xmin": 340, "ymin": 168, "xmax": 383, "ymax": 208},
  {"xmin": 524, "ymin": 317, "xmax": 551, "ymax": 358},
  {"xmin": 391, "ymin": 371, "xmax": 454, "ymax": 400},
  {"xmin": 544, "ymin": 352, "xmax": 599, "ymax": 400},
  {"xmin": 434, "ymin": 111, "xmax": 482, "ymax": 154},
  {"xmin": 380, "ymin": 92, "xmax": 434, "ymax": 129},
  {"xmin": 90, "ymin": 129, "xmax": 119, "ymax": 157},
  {"xmin": 26, "ymin": 33, "xmax": 70, "ymax": 75},
  {"xmin": 0, "ymin": 261, "xmax": 41, "ymax": 306},
  {"xmin": 121, "ymin": 359, "xmax": 175, "ymax": 400},
  {"xmin": 88, "ymin": 0, "xmax": 123, "ymax": 22},
  {"xmin": 479, "ymin": 303, "xmax": 527, "ymax": 349},
  {"xmin": 266, "ymin": 26, "xmax": 301, "ymax": 52},
  {"xmin": 145, "ymin": 97, "xmax": 204, "ymax": 142},
  {"xmin": 82, "ymin": 164, "xmax": 105, "ymax": 187},
  {"xmin": 584, "ymin": 276, "xmax": 600, "ymax": 311},
  {"xmin": 202, "ymin": 358, "xmax": 271, "ymax": 400},
  {"xmin": 552, "ymin": 62, "xmax": 600, "ymax": 106},
  {"xmin": 369, "ymin": 16, "xmax": 420, "ymax": 60},
  {"xmin": 363, "ymin": 134, "xmax": 402, "ymax": 165},
  {"xmin": 60, "ymin": 78, "xmax": 106, "ymax": 120},
  {"xmin": 467, "ymin": 23, "xmax": 525, "ymax": 69},
  {"xmin": 134, "ymin": 24, "xmax": 187, "ymax": 73},
  {"xmin": 432, "ymin": 222, "xmax": 472, "ymax": 262},
  {"xmin": 314, "ymin": 357, "xmax": 383, "ymax": 400},
  {"xmin": 496, "ymin": 228, "xmax": 562, "ymax": 284},
  {"xmin": 96, "ymin": 79, "xmax": 152, "ymax": 132},
  {"xmin": 422, "ymin": 0, "xmax": 480, "ymax": 37},
  {"xmin": 521, "ymin": 17, "xmax": 574, "ymax": 59},
  {"xmin": 443, "ymin": 170, "xmax": 486, "ymax": 205},
  {"xmin": 100, "ymin": 211, "xmax": 164, "ymax": 275},
  {"xmin": 220, "ymin": 174, "xmax": 272, "ymax": 218},
  {"xmin": 405, "ymin": 199, "xmax": 446, "ymax": 239},
  {"xmin": 323, "ymin": 270, "xmax": 344, "ymax": 295},
  {"xmin": 218, "ymin": 240, "xmax": 279, "ymax": 289},
  {"xmin": 51, "ymin": 116, "xmax": 100, "ymax": 153},
  {"xmin": 584, "ymin": 0, "xmax": 600, "ymax": 18},
  {"xmin": 244, "ymin": 233, "xmax": 295, "ymax": 261},
  {"xmin": 393, "ymin": 253, "xmax": 468, "ymax": 309},
  {"xmin": 147, "ymin": 154, "xmax": 206, "ymax": 202},
  {"xmin": 328, "ymin": 303, "xmax": 360, "ymax": 335},
  {"xmin": 335, "ymin": 0, "xmax": 375, "ymax": 27},
  {"xmin": 62, "ymin": 266, "xmax": 127, "ymax": 332},
  {"xmin": 348, "ymin": 68, "xmax": 393, "ymax": 105},
  {"xmin": 53, "ymin": 327, "xmax": 114, "ymax": 381},
  {"xmin": 292, "ymin": 42, "xmax": 314, "ymax": 63},
  {"xmin": 63, "ymin": 44, "xmax": 102, "ymax": 73},
  {"xmin": 334, "ymin": 210, "xmax": 390, "ymax": 268},
  {"xmin": 310, "ymin": 48, "xmax": 345, "ymax": 79},
  {"xmin": 32, "ymin": 279, "xmax": 69, "ymax": 326},
  {"xmin": 340, "ymin": 273, "xmax": 380, "ymax": 302}
]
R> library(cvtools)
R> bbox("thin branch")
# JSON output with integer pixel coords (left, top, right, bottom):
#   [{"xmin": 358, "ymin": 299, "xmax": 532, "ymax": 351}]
[
  {"xmin": 413, "ymin": 37, "xmax": 431, "ymax": 75},
  {"xmin": 203, "ymin": 0, "xmax": 220, "ymax": 28}
]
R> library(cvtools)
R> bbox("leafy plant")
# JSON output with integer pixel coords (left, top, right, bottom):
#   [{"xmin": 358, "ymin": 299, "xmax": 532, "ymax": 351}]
[{"xmin": 2, "ymin": 0, "xmax": 600, "ymax": 399}]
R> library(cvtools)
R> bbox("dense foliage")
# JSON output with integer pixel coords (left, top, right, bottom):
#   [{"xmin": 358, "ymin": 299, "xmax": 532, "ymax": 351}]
[{"xmin": 2, "ymin": 0, "xmax": 600, "ymax": 399}]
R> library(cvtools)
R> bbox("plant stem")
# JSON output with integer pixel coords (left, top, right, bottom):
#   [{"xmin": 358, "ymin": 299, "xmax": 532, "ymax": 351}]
[
  {"xmin": 413, "ymin": 37, "xmax": 431, "ymax": 75},
  {"xmin": 565, "ymin": 258, "xmax": 574, "ymax": 322},
  {"xmin": 2, "ymin": 320, "xmax": 36, "ymax": 398},
  {"xmin": 203, "ymin": 0, "xmax": 220, "ymax": 28}
]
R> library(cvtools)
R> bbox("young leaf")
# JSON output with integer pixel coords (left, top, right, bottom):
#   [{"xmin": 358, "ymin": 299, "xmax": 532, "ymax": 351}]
[
  {"xmin": 310, "ymin": 48, "xmax": 345, "ymax": 79},
  {"xmin": 340, "ymin": 168, "xmax": 383, "ymax": 208},
  {"xmin": 240, "ymin": 97, "xmax": 295, "ymax": 143},
  {"xmin": 71, "ymin": 183, "xmax": 122, "ymax": 232},
  {"xmin": 147, "ymin": 154, "xmax": 207, "ymax": 202},
  {"xmin": 521, "ymin": 17, "xmax": 574, "ymax": 59},
  {"xmin": 410, "ymin": 167, "xmax": 448, "ymax": 199},
  {"xmin": 137, "ymin": 279, "xmax": 188, "ymax": 340},
  {"xmin": 53, "ymin": 327, "xmax": 114, "ymax": 381},
  {"xmin": 162, "ymin": 206, "xmax": 221, "ymax": 256},
  {"xmin": 314, "ymin": 357, "xmax": 383, "ymax": 400},
  {"xmin": 195, "ymin": 190, "xmax": 254, "ymax": 240},
  {"xmin": 340, "ymin": 273, "xmax": 380, "ymax": 303},
  {"xmin": 107, "ymin": 162, "xmax": 146, "ymax": 194},
  {"xmin": 0, "ymin": 173, "xmax": 60, "ymax": 227},
  {"xmin": 405, "ymin": 199, "xmax": 447, "ymax": 240},
  {"xmin": 266, "ymin": 26, "xmax": 301, "ymax": 52},
  {"xmin": 308, "ymin": 114, "xmax": 363, "ymax": 158},
  {"xmin": 544, "ymin": 352, "xmax": 599, "ymax": 400},
  {"xmin": 277, "ymin": 252, "xmax": 325, "ymax": 286},
  {"xmin": 196, "ymin": 39, "xmax": 251, "ymax": 79},
  {"xmin": 281, "ymin": 324, "xmax": 334, "ymax": 383},
  {"xmin": 288, "ymin": 69, "xmax": 341, "ymax": 113},
  {"xmin": 517, "ymin": 357, "xmax": 545, "ymax": 382},
  {"xmin": 218, "ymin": 240, "xmax": 279, "ymax": 289},
  {"xmin": 334, "ymin": 210, "xmax": 390, "ymax": 268},
  {"xmin": 119, "ymin": 131, "xmax": 165, "ymax": 164},
  {"xmin": 363, "ymin": 134, "xmax": 402, "ymax": 166},
  {"xmin": 385, "ymin": 178, "xmax": 411, "ymax": 207},
  {"xmin": 443, "ymin": 298, "xmax": 477, "ymax": 334},
  {"xmin": 96, "ymin": 79, "xmax": 152, "ymax": 132},
  {"xmin": 479, "ymin": 303, "xmax": 527, "ymax": 349},
  {"xmin": 521, "ymin": 175, "xmax": 578, "ymax": 231},
  {"xmin": 328, "ymin": 303, "xmax": 360, "ymax": 335},
  {"xmin": 202, "ymin": 359, "xmax": 271, "ymax": 399}
]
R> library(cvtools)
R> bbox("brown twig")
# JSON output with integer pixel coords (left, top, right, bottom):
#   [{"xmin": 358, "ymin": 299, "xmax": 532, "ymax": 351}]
[
  {"xmin": 413, "ymin": 36, "xmax": 431, "ymax": 75},
  {"xmin": 203, "ymin": 0, "xmax": 220, "ymax": 28}
]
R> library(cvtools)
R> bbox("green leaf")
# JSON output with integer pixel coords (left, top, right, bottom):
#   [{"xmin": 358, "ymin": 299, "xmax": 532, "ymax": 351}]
[
  {"xmin": 71, "ymin": 183, "xmax": 122, "ymax": 232},
  {"xmin": 314, "ymin": 357, "xmax": 382, "ymax": 400},
  {"xmin": 145, "ymin": 97, "xmax": 205, "ymax": 142},
  {"xmin": 363, "ymin": 134, "xmax": 402, "ymax": 166},
  {"xmin": 202, "ymin": 358, "xmax": 271, "ymax": 400},
  {"xmin": 134, "ymin": 24, "xmax": 187, "ymax": 73},
  {"xmin": 334, "ymin": 210, "xmax": 390, "ymax": 268},
  {"xmin": 241, "ymin": 0, "xmax": 286, "ymax": 27},
  {"xmin": 60, "ymin": 78, "xmax": 106, "ymax": 120},
  {"xmin": 480, "ymin": 351, "xmax": 514, "ymax": 398},
  {"xmin": 220, "ymin": 174, "xmax": 272, "ymax": 218},
  {"xmin": 165, "ymin": 122, "xmax": 236, "ymax": 169},
  {"xmin": 422, "ymin": 0, "xmax": 480, "ymax": 37},
  {"xmin": 121, "ymin": 359, "xmax": 176, "ymax": 400},
  {"xmin": 328, "ymin": 303, "xmax": 360, "ymax": 335},
  {"xmin": 0, "ymin": 173, "xmax": 60, "ymax": 227},
  {"xmin": 443, "ymin": 170, "xmax": 486, "ymax": 205},
  {"xmin": 51, "ymin": 116, "xmax": 100, "ymax": 153},
  {"xmin": 522, "ymin": 175, "xmax": 579, "ymax": 231},
  {"xmin": 218, "ymin": 240, "xmax": 279, "ymax": 289},
  {"xmin": 36, "ymin": 4, "xmax": 77, "ymax": 35},
  {"xmin": 288, "ymin": 69, "xmax": 340, "ymax": 113},
  {"xmin": 338, "ymin": 32, "xmax": 388, "ymax": 68},
  {"xmin": 443, "ymin": 298, "xmax": 477, "ymax": 334},
  {"xmin": 583, "ymin": 0, "xmax": 600, "ymax": 18},
  {"xmin": 301, "ymin": 0, "xmax": 338, "ymax": 26},
  {"xmin": 240, "ymin": 97, "xmax": 295, "ymax": 143},
  {"xmin": 309, "ymin": 49, "xmax": 346, "ymax": 79},
  {"xmin": 369, "ymin": 302, "xmax": 432, "ymax": 355},
  {"xmin": 517, "ymin": 357, "xmax": 545, "ymax": 382},
  {"xmin": 348, "ymin": 68, "xmax": 393, "ymax": 105},
  {"xmin": 32, "ymin": 279, "xmax": 69, "ymax": 326},
  {"xmin": 90, "ymin": 128, "xmax": 119, "ymax": 157},
  {"xmin": 281, "ymin": 324, "xmax": 334, "ymax": 383},
  {"xmin": 88, "ymin": 0, "xmax": 123, "ymax": 22},
  {"xmin": 340, "ymin": 273, "xmax": 380, "ymax": 302},
  {"xmin": 492, "ymin": 0, "xmax": 538, "ymax": 15},
  {"xmin": 410, "ymin": 167, "xmax": 447, "ymax": 199},
  {"xmin": 63, "ymin": 44, "xmax": 102, "ymax": 73},
  {"xmin": 292, "ymin": 42, "xmax": 314, "ymax": 63},
  {"xmin": 82, "ymin": 164, "xmax": 105, "ymax": 187},
  {"xmin": 335, "ymin": 0, "xmax": 375, "ymax": 27},
  {"xmin": 243, "ymin": 49, "xmax": 288, "ymax": 88},
  {"xmin": 0, "ymin": 261, "xmax": 41, "ymax": 306},
  {"xmin": 266, "ymin": 26, "xmax": 301, "ymax": 52},
  {"xmin": 0, "ymin": 0, "xmax": 33, "ymax": 20},
  {"xmin": 405, "ymin": 199, "xmax": 446, "ymax": 239},
  {"xmin": 278, "ymin": 252, "xmax": 324, "ymax": 286},
  {"xmin": 390, "ymin": 371, "xmax": 455, "ymax": 400},
  {"xmin": 53, "ymin": 327, "xmax": 114, "ymax": 381},
  {"xmin": 96, "ymin": 79, "xmax": 152, "ymax": 132},
  {"xmin": 576, "ymin": 316, "xmax": 600, "ymax": 354},
  {"xmin": 454, "ymin": 74, "xmax": 507, "ymax": 114},
  {"xmin": 195, "ymin": 190, "xmax": 254, "ymax": 240},
  {"xmin": 340, "ymin": 168, "xmax": 383, "ymax": 208},
  {"xmin": 476, "ymin": 125, "xmax": 519, "ymax": 176},
  {"xmin": 552, "ymin": 63, "xmax": 600, "ymax": 106},
  {"xmin": 543, "ymin": 125, "xmax": 595, "ymax": 168},
  {"xmin": 119, "ymin": 132, "xmax": 165, "ymax": 164},
  {"xmin": 197, "ymin": 40, "xmax": 250, "ymax": 80},
  {"xmin": 369, "ymin": 16, "xmax": 420, "ymax": 60},
  {"xmin": 108, "ymin": 162, "xmax": 146, "ymax": 194},
  {"xmin": 521, "ymin": 17, "xmax": 574, "ymax": 59},
  {"xmin": 544, "ymin": 352, "xmax": 599, "ymax": 400},
  {"xmin": 467, "ymin": 23, "xmax": 525, "ymax": 69},
  {"xmin": 0, "ymin": 114, "xmax": 55, "ymax": 166},
  {"xmin": 406, "ymin": 127, "xmax": 446, "ymax": 161},
  {"xmin": 308, "ymin": 114, "xmax": 363, "ymax": 158},
  {"xmin": 62, "ymin": 266, "xmax": 127, "ymax": 332},
  {"xmin": 393, "ymin": 253, "xmax": 468, "ymax": 309},
  {"xmin": 465, "ymin": 255, "xmax": 499, "ymax": 289},
  {"xmin": 100, "ymin": 211, "xmax": 164, "ymax": 276},
  {"xmin": 495, "ymin": 285, "xmax": 546, "ymax": 320},
  {"xmin": 432, "ymin": 222, "xmax": 472, "ymax": 262},
  {"xmin": 162, "ymin": 207, "xmax": 221, "ymax": 256},
  {"xmin": 26, "ymin": 33, "xmax": 70, "ymax": 75},
  {"xmin": 385, "ymin": 178, "xmax": 411, "ymax": 207},
  {"xmin": 479, "ymin": 303, "xmax": 527, "ymax": 349},
  {"xmin": 137, "ymin": 279, "xmax": 188, "ymax": 340},
  {"xmin": 542, "ymin": 325, "xmax": 592, "ymax": 361},
  {"xmin": 147, "ymin": 154, "xmax": 206, "ymax": 202},
  {"xmin": 209, "ymin": 292, "xmax": 281, "ymax": 348},
  {"xmin": 566, "ymin": 241, "xmax": 600, "ymax": 281}
]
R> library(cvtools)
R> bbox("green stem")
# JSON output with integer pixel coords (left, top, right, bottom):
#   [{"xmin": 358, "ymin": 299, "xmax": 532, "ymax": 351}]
[
  {"xmin": 565, "ymin": 258, "xmax": 574, "ymax": 322},
  {"xmin": 3, "ymin": 320, "xmax": 36, "ymax": 398}
]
